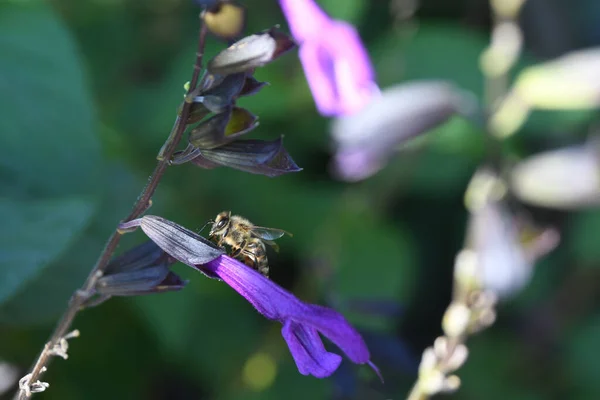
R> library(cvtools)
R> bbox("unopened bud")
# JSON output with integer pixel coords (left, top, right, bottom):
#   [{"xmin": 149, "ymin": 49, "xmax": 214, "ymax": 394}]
[
  {"xmin": 419, "ymin": 369, "xmax": 445, "ymax": 395},
  {"xmin": 454, "ymin": 249, "xmax": 480, "ymax": 289},
  {"xmin": 445, "ymin": 344, "xmax": 469, "ymax": 372},
  {"xmin": 441, "ymin": 375, "xmax": 461, "ymax": 393},
  {"xmin": 443, "ymin": 303, "xmax": 471, "ymax": 338}
]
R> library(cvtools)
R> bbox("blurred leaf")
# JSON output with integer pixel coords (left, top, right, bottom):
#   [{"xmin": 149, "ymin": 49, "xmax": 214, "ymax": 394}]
[
  {"xmin": 0, "ymin": 2, "xmax": 101, "ymax": 197},
  {"xmin": 407, "ymin": 147, "xmax": 479, "ymax": 197},
  {"xmin": 379, "ymin": 24, "xmax": 487, "ymax": 94},
  {"xmin": 566, "ymin": 315, "xmax": 600, "ymax": 398},
  {"xmin": 134, "ymin": 274, "xmax": 263, "ymax": 386},
  {"xmin": 118, "ymin": 38, "xmax": 224, "ymax": 150},
  {"xmin": 235, "ymin": 62, "xmax": 315, "ymax": 119},
  {"xmin": 427, "ymin": 116, "xmax": 486, "ymax": 158},
  {"xmin": 329, "ymin": 204, "xmax": 416, "ymax": 331},
  {"xmin": 216, "ymin": 355, "xmax": 330, "ymax": 400},
  {"xmin": 0, "ymin": 198, "xmax": 95, "ymax": 307},
  {"xmin": 568, "ymin": 209, "xmax": 600, "ymax": 264},
  {"xmin": 375, "ymin": 23, "xmax": 597, "ymax": 137},
  {"xmin": 319, "ymin": 0, "xmax": 368, "ymax": 24},
  {"xmin": 525, "ymin": 109, "xmax": 596, "ymax": 139},
  {"xmin": 461, "ymin": 334, "xmax": 545, "ymax": 400},
  {"xmin": 0, "ymin": 2, "xmax": 105, "ymax": 323},
  {"xmin": 511, "ymin": 256, "xmax": 561, "ymax": 309},
  {"xmin": 0, "ymin": 164, "xmax": 140, "ymax": 325}
]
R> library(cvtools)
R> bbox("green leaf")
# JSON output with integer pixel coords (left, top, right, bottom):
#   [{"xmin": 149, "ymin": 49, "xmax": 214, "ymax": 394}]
[
  {"xmin": 376, "ymin": 23, "xmax": 488, "ymax": 94},
  {"xmin": 567, "ymin": 209, "xmax": 600, "ymax": 265},
  {"xmin": 566, "ymin": 315, "xmax": 600, "ymax": 398},
  {"xmin": 0, "ymin": 164, "xmax": 138, "ymax": 325},
  {"xmin": 135, "ymin": 274, "xmax": 263, "ymax": 386},
  {"xmin": 327, "ymin": 204, "xmax": 416, "ymax": 331},
  {"xmin": 0, "ymin": 197, "xmax": 95, "ymax": 306},
  {"xmin": 461, "ymin": 333, "xmax": 546, "ymax": 400},
  {"xmin": 374, "ymin": 23, "xmax": 597, "ymax": 137},
  {"xmin": 319, "ymin": 0, "xmax": 368, "ymax": 24},
  {"xmin": 0, "ymin": 2, "xmax": 101, "ymax": 197},
  {"xmin": 0, "ymin": 2, "xmax": 103, "ymax": 320}
]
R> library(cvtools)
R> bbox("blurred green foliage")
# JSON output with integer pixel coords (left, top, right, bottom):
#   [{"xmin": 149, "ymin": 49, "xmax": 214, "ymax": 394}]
[{"xmin": 2, "ymin": 0, "xmax": 600, "ymax": 399}]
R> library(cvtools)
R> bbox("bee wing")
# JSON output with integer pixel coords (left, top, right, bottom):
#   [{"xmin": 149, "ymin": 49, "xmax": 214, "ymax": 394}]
[
  {"xmin": 249, "ymin": 226, "xmax": 292, "ymax": 241},
  {"xmin": 262, "ymin": 240, "xmax": 280, "ymax": 253}
]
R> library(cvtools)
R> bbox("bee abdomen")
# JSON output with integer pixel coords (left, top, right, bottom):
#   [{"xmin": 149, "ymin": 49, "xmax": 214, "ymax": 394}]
[{"xmin": 256, "ymin": 257, "xmax": 269, "ymax": 278}]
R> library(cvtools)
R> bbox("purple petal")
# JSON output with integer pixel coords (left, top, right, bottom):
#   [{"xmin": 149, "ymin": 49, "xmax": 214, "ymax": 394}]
[
  {"xmin": 199, "ymin": 255, "xmax": 296, "ymax": 319},
  {"xmin": 290, "ymin": 303, "xmax": 370, "ymax": 365},
  {"xmin": 279, "ymin": 0, "xmax": 331, "ymax": 41},
  {"xmin": 282, "ymin": 321, "xmax": 342, "ymax": 378},
  {"xmin": 297, "ymin": 21, "xmax": 380, "ymax": 116},
  {"xmin": 331, "ymin": 149, "xmax": 382, "ymax": 182},
  {"xmin": 331, "ymin": 81, "xmax": 472, "ymax": 181},
  {"xmin": 198, "ymin": 255, "xmax": 372, "ymax": 365}
]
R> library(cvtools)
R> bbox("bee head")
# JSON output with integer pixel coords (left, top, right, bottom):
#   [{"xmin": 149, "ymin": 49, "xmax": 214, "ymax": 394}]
[{"xmin": 209, "ymin": 211, "xmax": 231, "ymax": 237}]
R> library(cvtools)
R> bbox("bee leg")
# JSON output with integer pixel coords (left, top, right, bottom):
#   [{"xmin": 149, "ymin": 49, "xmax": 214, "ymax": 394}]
[
  {"xmin": 230, "ymin": 246, "xmax": 242, "ymax": 258},
  {"xmin": 234, "ymin": 240, "xmax": 256, "ymax": 269},
  {"xmin": 257, "ymin": 263, "xmax": 269, "ymax": 278},
  {"xmin": 241, "ymin": 249, "xmax": 261, "ymax": 272},
  {"xmin": 241, "ymin": 243, "xmax": 269, "ymax": 278}
]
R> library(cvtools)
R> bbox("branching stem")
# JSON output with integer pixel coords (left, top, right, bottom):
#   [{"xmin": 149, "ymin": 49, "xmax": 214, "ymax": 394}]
[{"xmin": 17, "ymin": 18, "xmax": 209, "ymax": 400}]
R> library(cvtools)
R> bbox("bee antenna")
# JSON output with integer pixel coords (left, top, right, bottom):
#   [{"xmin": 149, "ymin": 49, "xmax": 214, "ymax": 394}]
[{"xmin": 197, "ymin": 220, "xmax": 213, "ymax": 234}]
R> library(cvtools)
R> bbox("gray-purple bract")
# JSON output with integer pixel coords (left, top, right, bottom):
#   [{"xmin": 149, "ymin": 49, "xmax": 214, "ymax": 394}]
[
  {"xmin": 92, "ymin": 241, "xmax": 185, "ymax": 302},
  {"xmin": 207, "ymin": 28, "xmax": 296, "ymax": 75},
  {"xmin": 174, "ymin": 36, "xmax": 301, "ymax": 178},
  {"xmin": 118, "ymin": 216, "xmax": 224, "ymax": 276}
]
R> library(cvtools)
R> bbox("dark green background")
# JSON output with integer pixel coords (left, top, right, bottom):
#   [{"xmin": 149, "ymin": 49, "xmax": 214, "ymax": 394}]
[{"xmin": 2, "ymin": 0, "xmax": 600, "ymax": 399}]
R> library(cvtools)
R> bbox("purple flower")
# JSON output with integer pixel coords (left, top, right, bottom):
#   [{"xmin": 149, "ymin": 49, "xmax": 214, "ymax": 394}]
[
  {"xmin": 197, "ymin": 255, "xmax": 381, "ymax": 379},
  {"xmin": 119, "ymin": 216, "xmax": 380, "ymax": 379},
  {"xmin": 279, "ymin": 0, "xmax": 380, "ymax": 116},
  {"xmin": 330, "ymin": 81, "xmax": 476, "ymax": 181}
]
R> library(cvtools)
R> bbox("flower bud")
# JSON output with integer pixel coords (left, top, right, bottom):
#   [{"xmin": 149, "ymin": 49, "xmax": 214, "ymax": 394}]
[
  {"xmin": 203, "ymin": 1, "xmax": 246, "ymax": 40},
  {"xmin": 207, "ymin": 28, "xmax": 296, "ymax": 75},
  {"xmin": 442, "ymin": 303, "xmax": 471, "ymax": 338}
]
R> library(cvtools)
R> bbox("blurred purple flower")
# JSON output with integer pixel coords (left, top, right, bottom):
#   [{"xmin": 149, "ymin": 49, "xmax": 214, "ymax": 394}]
[
  {"xmin": 279, "ymin": 0, "xmax": 380, "ymax": 116},
  {"xmin": 197, "ymin": 255, "xmax": 381, "ymax": 379},
  {"xmin": 330, "ymin": 81, "xmax": 476, "ymax": 181}
]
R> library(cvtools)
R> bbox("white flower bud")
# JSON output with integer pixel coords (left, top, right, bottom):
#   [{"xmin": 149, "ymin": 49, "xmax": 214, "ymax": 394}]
[{"xmin": 443, "ymin": 303, "xmax": 472, "ymax": 338}]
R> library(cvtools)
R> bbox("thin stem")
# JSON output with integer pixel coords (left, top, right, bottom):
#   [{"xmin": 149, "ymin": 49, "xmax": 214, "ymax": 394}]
[
  {"xmin": 406, "ymin": 383, "xmax": 426, "ymax": 400},
  {"xmin": 18, "ymin": 19, "xmax": 209, "ymax": 399}
]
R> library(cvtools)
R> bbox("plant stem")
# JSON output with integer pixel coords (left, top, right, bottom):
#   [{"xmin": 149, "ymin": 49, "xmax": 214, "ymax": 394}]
[
  {"xmin": 18, "ymin": 19, "xmax": 209, "ymax": 400},
  {"xmin": 406, "ymin": 384, "xmax": 426, "ymax": 400}
]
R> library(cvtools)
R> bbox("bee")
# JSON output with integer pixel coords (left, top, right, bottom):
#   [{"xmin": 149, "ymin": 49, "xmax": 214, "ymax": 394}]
[{"xmin": 208, "ymin": 211, "xmax": 291, "ymax": 277}]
